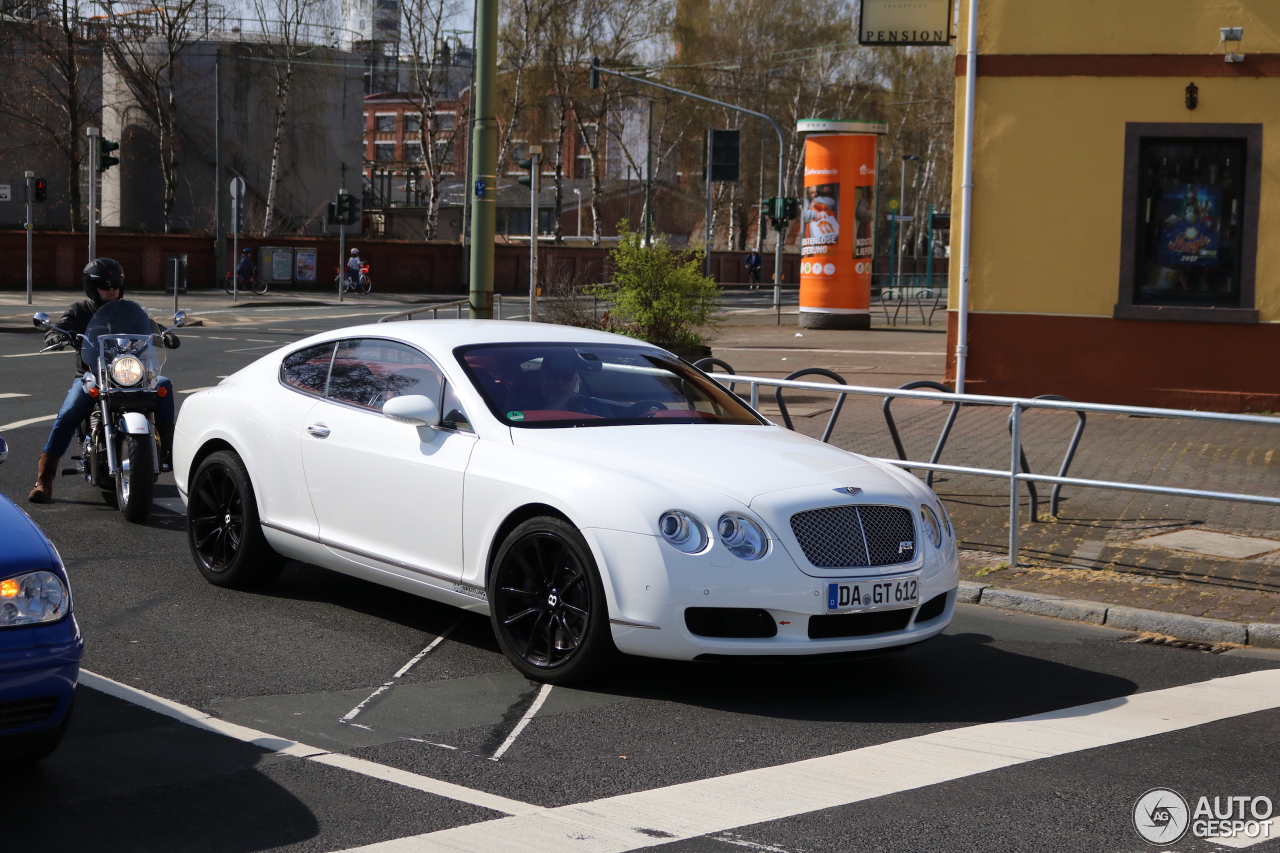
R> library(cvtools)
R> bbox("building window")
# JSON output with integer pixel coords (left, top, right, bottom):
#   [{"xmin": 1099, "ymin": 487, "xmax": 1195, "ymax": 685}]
[
  {"xmin": 404, "ymin": 142, "xmax": 424, "ymax": 162},
  {"xmin": 434, "ymin": 111, "xmax": 456, "ymax": 131},
  {"xmin": 375, "ymin": 114, "xmax": 396, "ymax": 133},
  {"xmin": 1116, "ymin": 123, "xmax": 1260, "ymax": 323},
  {"xmin": 374, "ymin": 142, "xmax": 396, "ymax": 162},
  {"xmin": 405, "ymin": 113, "xmax": 421, "ymax": 132},
  {"xmin": 434, "ymin": 139, "xmax": 453, "ymax": 166}
]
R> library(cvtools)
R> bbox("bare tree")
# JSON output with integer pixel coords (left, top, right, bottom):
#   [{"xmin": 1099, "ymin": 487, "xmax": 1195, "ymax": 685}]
[
  {"xmin": 250, "ymin": 0, "xmax": 336, "ymax": 235},
  {"xmin": 101, "ymin": 0, "xmax": 205, "ymax": 232},
  {"xmin": 0, "ymin": 0, "xmax": 100, "ymax": 230}
]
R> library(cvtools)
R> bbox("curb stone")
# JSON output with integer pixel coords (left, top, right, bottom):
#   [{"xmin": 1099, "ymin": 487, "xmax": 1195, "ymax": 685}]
[{"xmin": 958, "ymin": 581, "xmax": 1271, "ymax": 647}]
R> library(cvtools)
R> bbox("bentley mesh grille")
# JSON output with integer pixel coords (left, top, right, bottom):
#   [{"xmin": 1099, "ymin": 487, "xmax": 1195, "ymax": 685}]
[{"xmin": 789, "ymin": 505, "xmax": 916, "ymax": 568}]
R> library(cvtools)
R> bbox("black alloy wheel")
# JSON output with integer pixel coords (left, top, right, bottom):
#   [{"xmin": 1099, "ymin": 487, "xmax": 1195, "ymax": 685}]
[
  {"xmin": 187, "ymin": 450, "xmax": 283, "ymax": 588},
  {"xmin": 489, "ymin": 516, "xmax": 614, "ymax": 684}
]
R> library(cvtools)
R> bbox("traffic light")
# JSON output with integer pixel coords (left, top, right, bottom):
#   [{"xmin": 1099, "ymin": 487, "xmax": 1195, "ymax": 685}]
[
  {"xmin": 589, "ymin": 56, "xmax": 601, "ymax": 90},
  {"xmin": 334, "ymin": 191, "xmax": 359, "ymax": 225},
  {"xmin": 97, "ymin": 137, "xmax": 120, "ymax": 173},
  {"xmin": 782, "ymin": 197, "xmax": 800, "ymax": 220},
  {"xmin": 32, "ymin": 178, "xmax": 47, "ymax": 203},
  {"xmin": 708, "ymin": 129, "xmax": 740, "ymax": 182},
  {"xmin": 515, "ymin": 156, "xmax": 534, "ymax": 187},
  {"xmin": 326, "ymin": 201, "xmax": 339, "ymax": 226}
]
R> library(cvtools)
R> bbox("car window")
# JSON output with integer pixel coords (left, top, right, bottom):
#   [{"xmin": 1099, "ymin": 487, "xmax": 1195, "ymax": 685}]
[
  {"xmin": 440, "ymin": 382, "xmax": 472, "ymax": 432},
  {"xmin": 280, "ymin": 342, "xmax": 336, "ymax": 395},
  {"xmin": 327, "ymin": 338, "xmax": 443, "ymax": 412},
  {"xmin": 455, "ymin": 343, "xmax": 763, "ymax": 428}
]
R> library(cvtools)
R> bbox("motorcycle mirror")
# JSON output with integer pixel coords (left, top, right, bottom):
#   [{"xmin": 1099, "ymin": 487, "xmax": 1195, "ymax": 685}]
[
  {"xmin": 0, "ymin": 435, "xmax": 8, "ymax": 465},
  {"xmin": 33, "ymin": 312, "xmax": 50, "ymax": 329},
  {"xmin": 172, "ymin": 310, "xmax": 186, "ymax": 328}
]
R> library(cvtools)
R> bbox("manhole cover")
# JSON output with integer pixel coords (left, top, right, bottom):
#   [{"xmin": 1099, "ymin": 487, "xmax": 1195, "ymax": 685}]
[{"xmin": 1132, "ymin": 529, "xmax": 1280, "ymax": 560}]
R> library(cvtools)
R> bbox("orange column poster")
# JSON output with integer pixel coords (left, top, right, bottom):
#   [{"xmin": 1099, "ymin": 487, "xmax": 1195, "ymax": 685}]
[{"xmin": 800, "ymin": 133, "xmax": 877, "ymax": 329}]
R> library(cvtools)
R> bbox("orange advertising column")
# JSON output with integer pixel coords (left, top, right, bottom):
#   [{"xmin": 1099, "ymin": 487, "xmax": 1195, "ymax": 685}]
[{"xmin": 796, "ymin": 120, "xmax": 886, "ymax": 329}]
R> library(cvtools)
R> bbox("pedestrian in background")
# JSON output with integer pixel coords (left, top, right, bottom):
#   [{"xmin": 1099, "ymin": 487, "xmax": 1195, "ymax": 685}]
[{"xmin": 745, "ymin": 249, "xmax": 763, "ymax": 288}]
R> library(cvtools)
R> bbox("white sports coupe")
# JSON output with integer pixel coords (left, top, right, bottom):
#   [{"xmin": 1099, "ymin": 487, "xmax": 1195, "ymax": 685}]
[{"xmin": 174, "ymin": 321, "xmax": 958, "ymax": 682}]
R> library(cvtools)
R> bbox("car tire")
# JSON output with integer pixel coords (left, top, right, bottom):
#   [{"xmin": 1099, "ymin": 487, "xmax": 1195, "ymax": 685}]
[
  {"xmin": 187, "ymin": 450, "xmax": 284, "ymax": 589},
  {"xmin": 489, "ymin": 516, "xmax": 615, "ymax": 685}
]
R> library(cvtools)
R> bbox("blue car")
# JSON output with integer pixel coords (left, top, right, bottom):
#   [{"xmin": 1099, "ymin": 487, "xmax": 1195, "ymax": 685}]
[{"xmin": 1, "ymin": 435, "xmax": 84, "ymax": 764}]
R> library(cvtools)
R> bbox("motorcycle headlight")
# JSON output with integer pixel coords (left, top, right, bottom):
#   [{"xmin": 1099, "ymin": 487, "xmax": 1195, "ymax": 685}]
[
  {"xmin": 0, "ymin": 571, "xmax": 69, "ymax": 627},
  {"xmin": 717, "ymin": 513, "xmax": 769, "ymax": 560},
  {"xmin": 658, "ymin": 510, "xmax": 709, "ymax": 554},
  {"xmin": 110, "ymin": 355, "xmax": 145, "ymax": 387},
  {"xmin": 920, "ymin": 504, "xmax": 943, "ymax": 549}
]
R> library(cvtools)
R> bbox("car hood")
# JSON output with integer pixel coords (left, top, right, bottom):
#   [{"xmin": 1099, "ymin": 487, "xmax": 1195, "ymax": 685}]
[
  {"xmin": 510, "ymin": 424, "xmax": 909, "ymax": 505},
  {"xmin": 0, "ymin": 494, "xmax": 60, "ymax": 578}
]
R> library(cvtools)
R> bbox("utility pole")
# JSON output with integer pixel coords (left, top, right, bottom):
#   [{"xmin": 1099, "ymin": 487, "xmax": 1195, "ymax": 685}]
[
  {"xmin": 644, "ymin": 99, "xmax": 654, "ymax": 245},
  {"xmin": 24, "ymin": 172, "xmax": 34, "ymax": 305},
  {"xmin": 338, "ymin": 187, "xmax": 347, "ymax": 304},
  {"xmin": 703, "ymin": 129, "xmax": 713, "ymax": 277},
  {"xmin": 898, "ymin": 154, "xmax": 920, "ymax": 293},
  {"xmin": 86, "ymin": 126, "xmax": 98, "ymax": 260},
  {"xmin": 467, "ymin": 0, "xmax": 498, "ymax": 318},
  {"xmin": 215, "ymin": 50, "xmax": 227, "ymax": 291},
  {"xmin": 528, "ymin": 146, "xmax": 540, "ymax": 321}
]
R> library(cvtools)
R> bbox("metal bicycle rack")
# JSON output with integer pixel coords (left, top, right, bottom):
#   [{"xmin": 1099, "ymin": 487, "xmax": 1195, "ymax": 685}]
[
  {"xmin": 1007, "ymin": 395, "xmax": 1087, "ymax": 520},
  {"xmin": 692, "ymin": 358, "xmax": 740, "ymax": 395},
  {"xmin": 883, "ymin": 381, "xmax": 961, "ymax": 488},
  {"xmin": 878, "ymin": 288, "xmax": 945, "ymax": 327},
  {"xmin": 772, "ymin": 368, "xmax": 849, "ymax": 444}
]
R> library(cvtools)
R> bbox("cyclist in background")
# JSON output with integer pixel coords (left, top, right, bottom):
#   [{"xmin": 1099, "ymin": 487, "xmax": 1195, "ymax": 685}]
[
  {"xmin": 345, "ymin": 248, "xmax": 362, "ymax": 292},
  {"xmin": 236, "ymin": 248, "xmax": 256, "ymax": 290}
]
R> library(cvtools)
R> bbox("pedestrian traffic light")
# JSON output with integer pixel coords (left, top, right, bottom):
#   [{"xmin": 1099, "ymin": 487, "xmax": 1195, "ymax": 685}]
[
  {"xmin": 708, "ymin": 129, "xmax": 740, "ymax": 182},
  {"xmin": 97, "ymin": 137, "xmax": 120, "ymax": 173},
  {"xmin": 326, "ymin": 201, "xmax": 339, "ymax": 226},
  {"xmin": 32, "ymin": 178, "xmax": 47, "ymax": 203},
  {"xmin": 782, "ymin": 197, "xmax": 800, "ymax": 220},
  {"xmin": 334, "ymin": 191, "xmax": 359, "ymax": 225},
  {"xmin": 589, "ymin": 56, "xmax": 601, "ymax": 90},
  {"xmin": 515, "ymin": 156, "xmax": 534, "ymax": 187}
]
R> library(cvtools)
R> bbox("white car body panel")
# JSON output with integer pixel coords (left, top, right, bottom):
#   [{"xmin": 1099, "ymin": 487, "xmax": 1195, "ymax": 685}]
[{"xmin": 174, "ymin": 320, "xmax": 959, "ymax": 662}]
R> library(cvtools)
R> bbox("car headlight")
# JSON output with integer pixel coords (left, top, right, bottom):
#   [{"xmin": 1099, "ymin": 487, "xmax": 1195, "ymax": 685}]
[
  {"xmin": 920, "ymin": 504, "xmax": 943, "ymax": 548},
  {"xmin": 658, "ymin": 510, "xmax": 709, "ymax": 554},
  {"xmin": 936, "ymin": 500, "xmax": 953, "ymax": 538},
  {"xmin": 0, "ymin": 571, "xmax": 69, "ymax": 627},
  {"xmin": 110, "ymin": 355, "xmax": 145, "ymax": 387},
  {"xmin": 717, "ymin": 513, "xmax": 769, "ymax": 560}
]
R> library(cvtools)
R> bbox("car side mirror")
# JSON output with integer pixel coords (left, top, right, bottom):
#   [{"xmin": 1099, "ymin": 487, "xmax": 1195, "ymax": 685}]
[
  {"xmin": 33, "ymin": 312, "xmax": 50, "ymax": 330},
  {"xmin": 382, "ymin": 394, "xmax": 439, "ymax": 428}
]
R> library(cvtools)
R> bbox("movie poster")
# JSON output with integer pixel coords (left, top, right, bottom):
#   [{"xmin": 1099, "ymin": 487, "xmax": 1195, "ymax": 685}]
[{"xmin": 1155, "ymin": 183, "xmax": 1221, "ymax": 268}]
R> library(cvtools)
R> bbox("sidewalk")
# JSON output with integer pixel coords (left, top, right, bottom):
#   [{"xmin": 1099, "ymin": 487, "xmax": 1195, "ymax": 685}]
[{"xmin": 707, "ymin": 311, "xmax": 1280, "ymax": 637}]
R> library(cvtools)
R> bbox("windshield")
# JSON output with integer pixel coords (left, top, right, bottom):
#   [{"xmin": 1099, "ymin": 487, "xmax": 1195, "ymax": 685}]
[
  {"xmin": 82, "ymin": 299, "xmax": 156, "ymax": 372},
  {"xmin": 457, "ymin": 343, "xmax": 763, "ymax": 428}
]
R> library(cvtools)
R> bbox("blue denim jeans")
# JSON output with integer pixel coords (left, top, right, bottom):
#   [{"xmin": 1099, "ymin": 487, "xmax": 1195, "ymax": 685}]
[{"xmin": 42, "ymin": 377, "xmax": 175, "ymax": 457}]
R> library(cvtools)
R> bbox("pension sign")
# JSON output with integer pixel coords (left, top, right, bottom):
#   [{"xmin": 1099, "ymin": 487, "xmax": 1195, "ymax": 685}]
[{"xmin": 859, "ymin": 0, "xmax": 953, "ymax": 46}]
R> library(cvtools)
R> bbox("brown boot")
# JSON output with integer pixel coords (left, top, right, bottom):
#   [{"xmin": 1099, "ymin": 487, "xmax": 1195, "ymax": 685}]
[{"xmin": 27, "ymin": 453, "xmax": 59, "ymax": 504}]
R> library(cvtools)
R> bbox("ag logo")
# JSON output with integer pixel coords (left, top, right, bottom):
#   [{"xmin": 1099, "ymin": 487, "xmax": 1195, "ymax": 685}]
[{"xmin": 1134, "ymin": 788, "xmax": 1189, "ymax": 844}]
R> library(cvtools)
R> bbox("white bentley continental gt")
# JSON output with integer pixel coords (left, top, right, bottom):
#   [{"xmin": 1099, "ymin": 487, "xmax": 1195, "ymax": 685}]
[{"xmin": 174, "ymin": 321, "xmax": 958, "ymax": 682}]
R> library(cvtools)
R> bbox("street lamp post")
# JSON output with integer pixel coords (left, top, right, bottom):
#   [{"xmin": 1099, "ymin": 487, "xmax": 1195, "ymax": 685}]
[
  {"xmin": 897, "ymin": 154, "xmax": 920, "ymax": 293},
  {"xmin": 573, "ymin": 188, "xmax": 582, "ymax": 237}
]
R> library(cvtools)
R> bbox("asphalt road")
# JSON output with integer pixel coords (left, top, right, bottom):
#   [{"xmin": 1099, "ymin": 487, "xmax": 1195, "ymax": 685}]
[{"xmin": 1, "ymin": 300, "xmax": 1278, "ymax": 853}]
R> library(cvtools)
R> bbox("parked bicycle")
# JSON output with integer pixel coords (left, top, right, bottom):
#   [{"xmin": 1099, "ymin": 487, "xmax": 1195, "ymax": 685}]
[{"xmin": 224, "ymin": 271, "xmax": 268, "ymax": 295}]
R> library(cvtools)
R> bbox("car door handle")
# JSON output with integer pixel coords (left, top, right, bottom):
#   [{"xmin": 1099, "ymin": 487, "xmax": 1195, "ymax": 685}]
[{"xmin": 306, "ymin": 423, "xmax": 331, "ymax": 439}]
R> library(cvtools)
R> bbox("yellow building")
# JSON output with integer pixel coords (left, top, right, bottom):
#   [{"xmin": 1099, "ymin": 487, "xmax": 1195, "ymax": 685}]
[{"xmin": 949, "ymin": 0, "xmax": 1280, "ymax": 411}]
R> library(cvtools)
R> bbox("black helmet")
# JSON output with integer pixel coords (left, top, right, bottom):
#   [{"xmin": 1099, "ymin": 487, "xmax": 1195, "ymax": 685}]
[{"xmin": 83, "ymin": 258, "xmax": 125, "ymax": 303}]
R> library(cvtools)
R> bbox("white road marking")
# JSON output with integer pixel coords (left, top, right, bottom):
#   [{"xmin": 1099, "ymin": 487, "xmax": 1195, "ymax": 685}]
[
  {"xmin": 0, "ymin": 414, "xmax": 56, "ymax": 430},
  {"xmin": 338, "ymin": 669, "xmax": 1280, "ymax": 853},
  {"xmin": 78, "ymin": 669, "xmax": 540, "ymax": 817},
  {"xmin": 245, "ymin": 339, "xmax": 278, "ymax": 343},
  {"xmin": 1215, "ymin": 818, "xmax": 1280, "ymax": 848},
  {"xmin": 0, "ymin": 392, "xmax": 31, "ymax": 398},
  {"xmin": 206, "ymin": 336, "xmax": 237, "ymax": 340},
  {"xmin": 341, "ymin": 621, "xmax": 459, "ymax": 723},
  {"xmin": 715, "ymin": 347, "xmax": 941, "ymax": 357},
  {"xmin": 179, "ymin": 386, "xmax": 215, "ymax": 394},
  {"xmin": 489, "ymin": 683, "xmax": 553, "ymax": 761},
  {"xmin": 1, "ymin": 350, "xmax": 74, "ymax": 358}
]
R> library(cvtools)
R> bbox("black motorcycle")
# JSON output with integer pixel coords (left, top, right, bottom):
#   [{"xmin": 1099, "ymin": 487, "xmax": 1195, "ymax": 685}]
[{"xmin": 34, "ymin": 301, "xmax": 185, "ymax": 523}]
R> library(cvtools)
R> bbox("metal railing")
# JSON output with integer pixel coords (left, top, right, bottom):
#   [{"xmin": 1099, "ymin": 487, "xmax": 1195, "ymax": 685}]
[
  {"xmin": 379, "ymin": 298, "xmax": 471, "ymax": 321},
  {"xmin": 698, "ymin": 369, "xmax": 1280, "ymax": 568}
]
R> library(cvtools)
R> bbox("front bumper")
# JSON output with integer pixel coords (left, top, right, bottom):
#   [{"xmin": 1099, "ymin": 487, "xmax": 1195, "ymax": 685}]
[
  {"xmin": 0, "ymin": 614, "xmax": 83, "ymax": 738},
  {"xmin": 587, "ymin": 529, "xmax": 958, "ymax": 661}
]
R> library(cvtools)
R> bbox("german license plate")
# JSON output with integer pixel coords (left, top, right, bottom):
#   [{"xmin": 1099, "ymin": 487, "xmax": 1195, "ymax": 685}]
[{"xmin": 827, "ymin": 575, "xmax": 920, "ymax": 612}]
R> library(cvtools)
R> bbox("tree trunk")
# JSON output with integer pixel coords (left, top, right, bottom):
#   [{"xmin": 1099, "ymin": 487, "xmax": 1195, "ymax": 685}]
[{"xmin": 263, "ymin": 67, "xmax": 293, "ymax": 237}]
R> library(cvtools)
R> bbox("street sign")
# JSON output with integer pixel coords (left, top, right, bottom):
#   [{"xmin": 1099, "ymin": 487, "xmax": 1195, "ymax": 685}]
[
  {"xmin": 889, "ymin": 214, "xmax": 914, "ymax": 222},
  {"xmin": 860, "ymin": 0, "xmax": 952, "ymax": 46},
  {"xmin": 229, "ymin": 176, "xmax": 245, "ymax": 200},
  {"xmin": 0, "ymin": 184, "xmax": 9, "ymax": 202},
  {"xmin": 888, "ymin": 197, "xmax": 900, "ymax": 211},
  {"xmin": 474, "ymin": 179, "xmax": 486, "ymax": 198},
  {"xmin": 230, "ymin": 177, "xmax": 246, "ymax": 232}
]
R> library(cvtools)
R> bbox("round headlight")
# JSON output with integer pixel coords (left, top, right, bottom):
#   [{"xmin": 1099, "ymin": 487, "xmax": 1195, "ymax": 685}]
[
  {"xmin": 111, "ymin": 355, "xmax": 145, "ymax": 387},
  {"xmin": 717, "ymin": 513, "xmax": 769, "ymax": 560},
  {"xmin": 920, "ymin": 504, "xmax": 943, "ymax": 548},
  {"xmin": 0, "ymin": 571, "xmax": 69, "ymax": 627},
  {"xmin": 658, "ymin": 510, "xmax": 709, "ymax": 554},
  {"xmin": 937, "ymin": 500, "xmax": 953, "ymax": 537}
]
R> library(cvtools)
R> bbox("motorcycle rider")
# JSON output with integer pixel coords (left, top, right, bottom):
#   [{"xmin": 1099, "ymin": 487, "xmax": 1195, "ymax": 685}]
[
  {"xmin": 28, "ymin": 258, "xmax": 180, "ymax": 504},
  {"xmin": 345, "ymin": 247, "xmax": 362, "ymax": 291}
]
